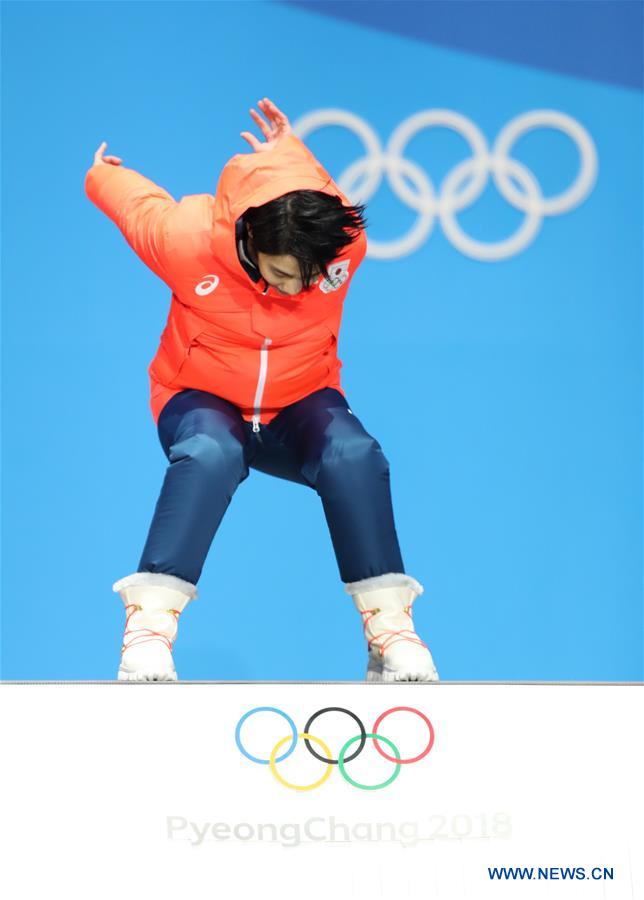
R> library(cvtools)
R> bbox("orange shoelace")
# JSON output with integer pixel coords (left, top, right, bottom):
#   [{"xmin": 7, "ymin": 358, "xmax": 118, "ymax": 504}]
[
  {"xmin": 360, "ymin": 601, "xmax": 429, "ymax": 658},
  {"xmin": 121, "ymin": 604, "xmax": 181, "ymax": 655}
]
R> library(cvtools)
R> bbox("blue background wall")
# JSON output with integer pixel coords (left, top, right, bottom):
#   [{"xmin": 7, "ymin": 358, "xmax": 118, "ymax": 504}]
[{"xmin": 1, "ymin": 0, "xmax": 642, "ymax": 680}]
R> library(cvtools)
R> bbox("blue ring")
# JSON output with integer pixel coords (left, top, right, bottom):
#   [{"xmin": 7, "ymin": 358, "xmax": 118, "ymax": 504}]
[{"xmin": 235, "ymin": 707, "xmax": 298, "ymax": 764}]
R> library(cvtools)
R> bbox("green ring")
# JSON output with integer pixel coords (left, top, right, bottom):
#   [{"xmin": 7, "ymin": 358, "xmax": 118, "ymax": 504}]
[{"xmin": 338, "ymin": 733, "xmax": 402, "ymax": 790}]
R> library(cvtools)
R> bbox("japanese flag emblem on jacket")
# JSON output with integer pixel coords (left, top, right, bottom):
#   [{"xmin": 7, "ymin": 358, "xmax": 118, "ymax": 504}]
[{"xmin": 320, "ymin": 259, "xmax": 350, "ymax": 293}]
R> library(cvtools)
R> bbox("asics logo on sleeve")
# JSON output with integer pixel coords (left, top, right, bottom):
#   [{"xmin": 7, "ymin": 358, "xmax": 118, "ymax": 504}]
[{"xmin": 195, "ymin": 274, "xmax": 220, "ymax": 296}]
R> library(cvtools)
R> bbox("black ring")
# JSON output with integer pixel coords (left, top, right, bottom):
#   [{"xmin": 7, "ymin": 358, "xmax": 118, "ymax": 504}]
[{"xmin": 303, "ymin": 707, "xmax": 367, "ymax": 764}]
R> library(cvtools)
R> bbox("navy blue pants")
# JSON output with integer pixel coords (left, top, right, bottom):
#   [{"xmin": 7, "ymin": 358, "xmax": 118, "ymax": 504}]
[{"xmin": 138, "ymin": 387, "xmax": 405, "ymax": 585}]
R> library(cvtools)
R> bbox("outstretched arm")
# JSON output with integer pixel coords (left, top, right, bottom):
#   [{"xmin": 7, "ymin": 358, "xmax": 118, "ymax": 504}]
[
  {"xmin": 85, "ymin": 100, "xmax": 296, "ymax": 285},
  {"xmin": 84, "ymin": 141, "xmax": 177, "ymax": 287}
]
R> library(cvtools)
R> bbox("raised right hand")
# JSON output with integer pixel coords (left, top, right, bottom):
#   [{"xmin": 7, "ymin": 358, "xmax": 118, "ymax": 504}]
[{"xmin": 93, "ymin": 141, "xmax": 123, "ymax": 166}]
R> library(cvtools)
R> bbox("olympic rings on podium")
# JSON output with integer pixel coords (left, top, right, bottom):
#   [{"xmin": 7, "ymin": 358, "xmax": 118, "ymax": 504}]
[
  {"xmin": 338, "ymin": 733, "xmax": 402, "ymax": 791},
  {"xmin": 235, "ymin": 706, "xmax": 298, "ymax": 764},
  {"xmin": 270, "ymin": 733, "xmax": 334, "ymax": 791},
  {"xmin": 304, "ymin": 707, "xmax": 367, "ymax": 764},
  {"xmin": 235, "ymin": 705, "xmax": 435, "ymax": 791},
  {"xmin": 372, "ymin": 706, "xmax": 435, "ymax": 764}
]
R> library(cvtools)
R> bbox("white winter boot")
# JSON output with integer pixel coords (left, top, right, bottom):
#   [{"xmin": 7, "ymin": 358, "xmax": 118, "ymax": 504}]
[
  {"xmin": 112, "ymin": 572, "xmax": 198, "ymax": 682},
  {"xmin": 345, "ymin": 574, "xmax": 439, "ymax": 682}
]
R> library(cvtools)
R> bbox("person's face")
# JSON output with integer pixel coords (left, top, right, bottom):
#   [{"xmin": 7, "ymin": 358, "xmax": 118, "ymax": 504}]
[{"xmin": 246, "ymin": 226, "xmax": 320, "ymax": 296}]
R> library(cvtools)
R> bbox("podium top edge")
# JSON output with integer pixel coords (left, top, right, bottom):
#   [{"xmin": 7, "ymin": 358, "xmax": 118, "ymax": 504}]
[{"xmin": 1, "ymin": 680, "xmax": 642, "ymax": 686}]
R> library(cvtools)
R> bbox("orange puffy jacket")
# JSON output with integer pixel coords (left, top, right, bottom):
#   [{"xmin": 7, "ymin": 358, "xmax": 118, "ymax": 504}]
[{"xmin": 84, "ymin": 133, "xmax": 367, "ymax": 428}]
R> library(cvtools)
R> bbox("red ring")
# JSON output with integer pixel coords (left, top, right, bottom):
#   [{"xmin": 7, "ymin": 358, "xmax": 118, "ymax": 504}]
[{"xmin": 371, "ymin": 706, "xmax": 435, "ymax": 764}]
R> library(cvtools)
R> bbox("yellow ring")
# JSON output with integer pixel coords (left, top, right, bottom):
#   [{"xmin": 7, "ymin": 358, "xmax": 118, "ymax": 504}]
[{"xmin": 269, "ymin": 732, "xmax": 333, "ymax": 791}]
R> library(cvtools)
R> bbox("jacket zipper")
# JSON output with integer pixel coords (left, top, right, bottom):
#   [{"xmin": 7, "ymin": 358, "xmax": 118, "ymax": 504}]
[{"xmin": 252, "ymin": 337, "xmax": 272, "ymax": 432}]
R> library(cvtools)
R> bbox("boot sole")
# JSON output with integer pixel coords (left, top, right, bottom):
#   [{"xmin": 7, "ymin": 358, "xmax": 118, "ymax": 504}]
[
  {"xmin": 366, "ymin": 665, "xmax": 439, "ymax": 683},
  {"xmin": 117, "ymin": 667, "xmax": 177, "ymax": 682}
]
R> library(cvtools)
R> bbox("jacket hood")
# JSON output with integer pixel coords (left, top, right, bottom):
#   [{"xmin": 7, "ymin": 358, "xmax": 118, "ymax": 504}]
[{"xmin": 214, "ymin": 132, "xmax": 339, "ymax": 220}]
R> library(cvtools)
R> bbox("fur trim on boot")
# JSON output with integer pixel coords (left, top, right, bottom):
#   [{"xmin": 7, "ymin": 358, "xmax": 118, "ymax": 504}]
[
  {"xmin": 344, "ymin": 572, "xmax": 423, "ymax": 597},
  {"xmin": 112, "ymin": 571, "xmax": 198, "ymax": 600}
]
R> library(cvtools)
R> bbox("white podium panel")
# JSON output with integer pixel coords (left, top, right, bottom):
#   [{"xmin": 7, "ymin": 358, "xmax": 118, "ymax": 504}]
[{"xmin": 1, "ymin": 684, "xmax": 641, "ymax": 899}]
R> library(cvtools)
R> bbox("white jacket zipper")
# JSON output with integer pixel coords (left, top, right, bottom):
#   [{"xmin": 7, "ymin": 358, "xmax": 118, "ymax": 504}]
[{"xmin": 252, "ymin": 337, "xmax": 272, "ymax": 432}]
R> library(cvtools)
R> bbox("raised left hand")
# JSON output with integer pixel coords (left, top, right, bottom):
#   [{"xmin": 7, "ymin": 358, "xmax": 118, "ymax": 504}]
[{"xmin": 240, "ymin": 97, "xmax": 291, "ymax": 152}]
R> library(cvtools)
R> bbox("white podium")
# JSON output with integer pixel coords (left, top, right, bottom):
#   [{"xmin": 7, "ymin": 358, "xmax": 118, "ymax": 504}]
[{"xmin": 1, "ymin": 683, "xmax": 642, "ymax": 899}]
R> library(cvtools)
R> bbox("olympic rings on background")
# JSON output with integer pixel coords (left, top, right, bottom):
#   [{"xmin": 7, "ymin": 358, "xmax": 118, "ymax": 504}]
[
  {"xmin": 235, "ymin": 705, "xmax": 435, "ymax": 791},
  {"xmin": 292, "ymin": 108, "xmax": 598, "ymax": 261}
]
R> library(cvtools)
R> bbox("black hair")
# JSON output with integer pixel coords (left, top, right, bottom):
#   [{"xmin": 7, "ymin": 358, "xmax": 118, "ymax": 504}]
[{"xmin": 243, "ymin": 190, "xmax": 368, "ymax": 289}]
